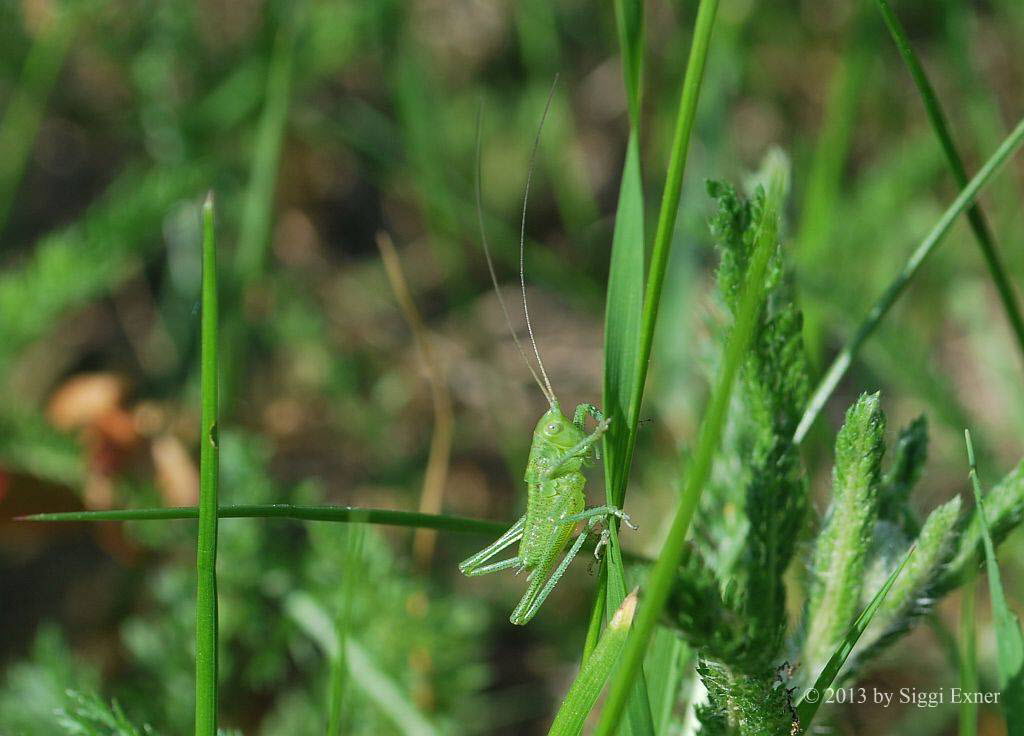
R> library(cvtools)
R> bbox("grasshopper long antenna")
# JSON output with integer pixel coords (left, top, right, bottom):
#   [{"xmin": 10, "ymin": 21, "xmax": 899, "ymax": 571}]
[
  {"xmin": 475, "ymin": 104, "xmax": 556, "ymax": 407},
  {"xmin": 518, "ymin": 76, "xmax": 559, "ymax": 406}
]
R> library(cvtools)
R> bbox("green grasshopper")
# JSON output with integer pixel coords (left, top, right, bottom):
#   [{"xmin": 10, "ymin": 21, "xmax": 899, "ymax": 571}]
[{"xmin": 460, "ymin": 85, "xmax": 636, "ymax": 625}]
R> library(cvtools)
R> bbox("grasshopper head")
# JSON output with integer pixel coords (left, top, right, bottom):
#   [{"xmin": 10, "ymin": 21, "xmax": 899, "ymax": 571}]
[{"xmin": 533, "ymin": 403, "xmax": 585, "ymax": 451}]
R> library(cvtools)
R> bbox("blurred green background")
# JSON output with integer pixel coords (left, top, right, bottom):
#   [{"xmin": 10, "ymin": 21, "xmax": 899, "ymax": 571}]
[{"xmin": 1, "ymin": 0, "xmax": 1023, "ymax": 733}]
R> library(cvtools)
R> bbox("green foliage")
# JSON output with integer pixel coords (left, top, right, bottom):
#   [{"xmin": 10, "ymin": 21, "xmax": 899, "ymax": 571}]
[
  {"xmin": 659, "ymin": 171, "xmax": 802, "ymax": 734},
  {"xmin": 0, "ymin": 626, "xmax": 98, "ymax": 735},
  {"xmin": 853, "ymin": 496, "xmax": 961, "ymax": 669},
  {"xmin": 0, "ymin": 405, "xmax": 82, "ymax": 485},
  {"xmin": 0, "ymin": 163, "xmax": 209, "ymax": 376},
  {"xmin": 695, "ymin": 659, "xmax": 796, "ymax": 736},
  {"xmin": 877, "ymin": 415, "xmax": 929, "ymax": 535},
  {"xmin": 56, "ymin": 691, "xmax": 156, "ymax": 736},
  {"xmin": 677, "ymin": 176, "xmax": 809, "ymax": 676},
  {"xmin": 42, "ymin": 432, "xmax": 489, "ymax": 736},
  {"xmin": 661, "ymin": 175, "xmax": 1020, "ymax": 733}
]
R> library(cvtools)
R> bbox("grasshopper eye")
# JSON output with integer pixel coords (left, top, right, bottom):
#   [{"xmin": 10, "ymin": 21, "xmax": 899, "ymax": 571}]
[{"xmin": 545, "ymin": 421, "xmax": 562, "ymax": 435}]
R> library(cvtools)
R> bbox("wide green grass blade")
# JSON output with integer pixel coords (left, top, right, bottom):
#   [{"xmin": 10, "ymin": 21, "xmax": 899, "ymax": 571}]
[
  {"xmin": 644, "ymin": 626, "xmax": 689, "ymax": 735},
  {"xmin": 965, "ymin": 431, "xmax": 1024, "ymax": 733},
  {"xmin": 794, "ymin": 114, "xmax": 1024, "ymax": 443},
  {"xmin": 603, "ymin": 130, "xmax": 645, "ymax": 521},
  {"xmin": 613, "ymin": 0, "xmax": 721, "ymax": 511},
  {"xmin": 589, "ymin": 0, "xmax": 721, "ymax": 680},
  {"xmin": 613, "ymin": 0, "xmax": 643, "ymax": 125},
  {"xmin": 795, "ymin": 546, "xmax": 915, "ymax": 732},
  {"xmin": 195, "ymin": 194, "xmax": 220, "ymax": 736},
  {"xmin": 873, "ymin": 0, "xmax": 1024, "ymax": 367},
  {"xmin": 600, "ymin": 136, "xmax": 645, "ymax": 641},
  {"xmin": 594, "ymin": 163, "xmax": 782, "ymax": 736},
  {"xmin": 600, "ymin": 2, "xmax": 654, "ymax": 731},
  {"xmin": 547, "ymin": 592, "xmax": 637, "ymax": 736}
]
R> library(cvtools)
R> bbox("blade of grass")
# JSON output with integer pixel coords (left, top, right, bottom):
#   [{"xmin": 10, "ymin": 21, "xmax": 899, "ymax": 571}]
[
  {"xmin": 195, "ymin": 194, "xmax": 220, "ymax": 736},
  {"xmin": 795, "ymin": 546, "xmax": 915, "ymax": 732},
  {"xmin": 600, "ymin": 2, "xmax": 652, "ymax": 730},
  {"xmin": 345, "ymin": 639, "xmax": 438, "ymax": 736},
  {"xmin": 21, "ymin": 505, "xmax": 506, "ymax": 535},
  {"xmin": 646, "ymin": 627, "xmax": 689, "ymax": 735},
  {"xmin": 873, "ymin": 0, "xmax": 1024, "ymax": 368},
  {"xmin": 222, "ymin": 9, "xmax": 302, "ymax": 410},
  {"xmin": 613, "ymin": 0, "xmax": 643, "ymax": 125},
  {"xmin": 794, "ymin": 114, "xmax": 1024, "ymax": 443},
  {"xmin": 376, "ymin": 232, "xmax": 454, "ymax": 568},
  {"xmin": 588, "ymin": 0, "xmax": 720, "ymax": 671},
  {"xmin": 960, "ymin": 577, "xmax": 978, "ymax": 736},
  {"xmin": 286, "ymin": 591, "xmax": 438, "ymax": 736},
  {"xmin": 19, "ymin": 505, "xmax": 658, "ymax": 567},
  {"xmin": 0, "ymin": 2, "xmax": 79, "ymax": 237},
  {"xmin": 233, "ymin": 9, "xmax": 300, "ymax": 283},
  {"xmin": 796, "ymin": 11, "xmax": 870, "ymax": 366},
  {"xmin": 614, "ymin": 0, "xmax": 721, "ymax": 510},
  {"xmin": 603, "ymin": 132, "xmax": 644, "ymax": 543},
  {"xmin": 548, "ymin": 592, "xmax": 638, "ymax": 736},
  {"xmin": 594, "ymin": 165, "xmax": 781, "ymax": 736},
  {"xmin": 965, "ymin": 430, "xmax": 1024, "ymax": 732},
  {"xmin": 327, "ymin": 525, "xmax": 365, "ymax": 735}
]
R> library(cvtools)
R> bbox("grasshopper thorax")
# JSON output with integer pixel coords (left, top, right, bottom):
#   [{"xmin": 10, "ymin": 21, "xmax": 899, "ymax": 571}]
[{"xmin": 524, "ymin": 402, "xmax": 591, "ymax": 483}]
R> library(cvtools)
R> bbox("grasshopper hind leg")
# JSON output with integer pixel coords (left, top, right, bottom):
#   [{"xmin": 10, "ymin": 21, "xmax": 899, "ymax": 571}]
[
  {"xmin": 509, "ymin": 516, "xmax": 604, "ymax": 625},
  {"xmin": 459, "ymin": 514, "xmax": 526, "ymax": 575}
]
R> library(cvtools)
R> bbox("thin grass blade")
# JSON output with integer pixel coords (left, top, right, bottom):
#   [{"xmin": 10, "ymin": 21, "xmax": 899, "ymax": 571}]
[
  {"xmin": 795, "ymin": 546, "xmax": 915, "ymax": 732},
  {"xmin": 614, "ymin": 0, "xmax": 721, "ymax": 511},
  {"xmin": 965, "ymin": 430, "xmax": 1024, "ymax": 733},
  {"xmin": 234, "ymin": 9, "xmax": 301, "ymax": 282},
  {"xmin": 20, "ymin": 504, "xmax": 506, "ymax": 535},
  {"xmin": 873, "ymin": 0, "xmax": 1024, "ymax": 366},
  {"xmin": 194, "ymin": 194, "xmax": 220, "ymax": 736},
  {"xmin": 794, "ymin": 114, "xmax": 1024, "ymax": 443}
]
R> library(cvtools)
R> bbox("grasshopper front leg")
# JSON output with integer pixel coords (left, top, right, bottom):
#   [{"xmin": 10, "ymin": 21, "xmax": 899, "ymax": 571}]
[
  {"xmin": 572, "ymin": 403, "xmax": 605, "ymax": 459},
  {"xmin": 572, "ymin": 403, "xmax": 604, "ymax": 430}
]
